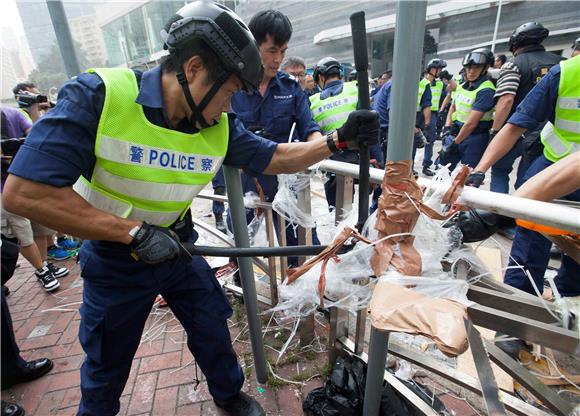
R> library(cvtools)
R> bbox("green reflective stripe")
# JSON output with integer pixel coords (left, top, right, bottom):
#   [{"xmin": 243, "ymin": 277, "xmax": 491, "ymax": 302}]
[
  {"xmin": 417, "ymin": 78, "xmax": 430, "ymax": 112},
  {"xmin": 309, "ymin": 81, "xmax": 358, "ymax": 134},
  {"xmin": 430, "ymin": 80, "xmax": 444, "ymax": 111},
  {"xmin": 453, "ymin": 79, "xmax": 495, "ymax": 123},
  {"xmin": 77, "ymin": 68, "xmax": 229, "ymax": 226},
  {"xmin": 541, "ymin": 56, "xmax": 580, "ymax": 162}
]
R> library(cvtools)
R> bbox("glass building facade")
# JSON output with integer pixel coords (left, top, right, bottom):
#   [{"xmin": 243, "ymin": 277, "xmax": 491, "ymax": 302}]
[{"xmin": 101, "ymin": 1, "xmax": 188, "ymax": 67}]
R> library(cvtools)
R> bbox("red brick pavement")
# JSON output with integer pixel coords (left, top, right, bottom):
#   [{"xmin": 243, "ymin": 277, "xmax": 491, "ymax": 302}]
[{"xmin": 1, "ymin": 256, "xmax": 326, "ymax": 415}]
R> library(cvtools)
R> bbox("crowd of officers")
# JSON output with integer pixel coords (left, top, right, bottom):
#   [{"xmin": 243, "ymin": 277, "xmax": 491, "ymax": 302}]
[{"xmin": 0, "ymin": 2, "xmax": 578, "ymax": 414}]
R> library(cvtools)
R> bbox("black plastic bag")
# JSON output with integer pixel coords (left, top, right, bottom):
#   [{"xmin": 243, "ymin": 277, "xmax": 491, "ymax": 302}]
[{"xmin": 303, "ymin": 354, "xmax": 446, "ymax": 416}]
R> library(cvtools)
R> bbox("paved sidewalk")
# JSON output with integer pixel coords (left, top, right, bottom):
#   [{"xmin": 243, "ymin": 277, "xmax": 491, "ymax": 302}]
[{"xmin": 1, "ymin": 256, "xmax": 327, "ymax": 415}]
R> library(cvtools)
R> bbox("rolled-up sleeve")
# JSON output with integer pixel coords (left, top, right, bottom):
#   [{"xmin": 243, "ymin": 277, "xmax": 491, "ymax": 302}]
[{"xmin": 224, "ymin": 114, "xmax": 278, "ymax": 175}]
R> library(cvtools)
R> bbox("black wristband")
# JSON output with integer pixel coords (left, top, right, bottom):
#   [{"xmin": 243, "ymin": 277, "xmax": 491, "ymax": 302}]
[{"xmin": 326, "ymin": 133, "xmax": 341, "ymax": 154}]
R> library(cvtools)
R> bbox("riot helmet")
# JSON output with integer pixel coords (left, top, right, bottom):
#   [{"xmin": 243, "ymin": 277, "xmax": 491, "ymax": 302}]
[
  {"xmin": 161, "ymin": 1, "xmax": 262, "ymax": 128},
  {"xmin": 508, "ymin": 22, "xmax": 549, "ymax": 53},
  {"xmin": 462, "ymin": 48, "xmax": 494, "ymax": 67},
  {"xmin": 312, "ymin": 57, "xmax": 341, "ymax": 85}
]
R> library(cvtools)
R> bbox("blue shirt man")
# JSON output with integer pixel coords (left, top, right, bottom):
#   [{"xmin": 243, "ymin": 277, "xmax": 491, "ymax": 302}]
[
  {"xmin": 471, "ymin": 59, "xmax": 580, "ymax": 297},
  {"xmin": 231, "ymin": 9, "xmax": 323, "ymax": 265}
]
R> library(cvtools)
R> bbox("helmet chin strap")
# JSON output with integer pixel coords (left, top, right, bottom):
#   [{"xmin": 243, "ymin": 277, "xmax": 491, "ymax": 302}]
[{"xmin": 176, "ymin": 68, "xmax": 230, "ymax": 130}]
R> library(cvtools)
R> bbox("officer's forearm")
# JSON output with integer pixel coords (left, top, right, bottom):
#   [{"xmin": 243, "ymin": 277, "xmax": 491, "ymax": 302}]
[
  {"xmin": 474, "ymin": 123, "xmax": 527, "ymax": 173},
  {"xmin": 513, "ymin": 152, "xmax": 580, "ymax": 201},
  {"xmin": 2, "ymin": 175, "xmax": 140, "ymax": 244},
  {"xmin": 423, "ymin": 107, "xmax": 431, "ymax": 127},
  {"xmin": 492, "ymin": 94, "xmax": 515, "ymax": 130},
  {"xmin": 263, "ymin": 134, "xmax": 333, "ymax": 175},
  {"xmin": 445, "ymin": 104, "xmax": 455, "ymax": 127},
  {"xmin": 306, "ymin": 131, "xmax": 324, "ymax": 142}
]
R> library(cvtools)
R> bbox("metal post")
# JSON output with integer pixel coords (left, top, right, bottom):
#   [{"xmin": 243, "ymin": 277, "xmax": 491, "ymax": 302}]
[
  {"xmin": 386, "ymin": 0, "xmax": 428, "ymax": 162},
  {"xmin": 490, "ymin": 0, "xmax": 503, "ymax": 53},
  {"xmin": 46, "ymin": 0, "xmax": 81, "ymax": 78},
  {"xmin": 296, "ymin": 174, "xmax": 315, "ymax": 345},
  {"xmin": 223, "ymin": 165, "xmax": 268, "ymax": 384},
  {"xmin": 265, "ymin": 209, "xmax": 279, "ymax": 305},
  {"xmin": 363, "ymin": 327, "xmax": 390, "ymax": 416}
]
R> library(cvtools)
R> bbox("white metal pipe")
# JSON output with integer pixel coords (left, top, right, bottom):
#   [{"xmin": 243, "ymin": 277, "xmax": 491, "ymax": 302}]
[{"xmin": 310, "ymin": 160, "xmax": 580, "ymax": 235}]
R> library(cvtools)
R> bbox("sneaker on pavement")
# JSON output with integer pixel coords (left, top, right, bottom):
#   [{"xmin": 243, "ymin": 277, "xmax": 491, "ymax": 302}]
[
  {"xmin": 422, "ymin": 166, "xmax": 435, "ymax": 176},
  {"xmin": 47, "ymin": 246, "xmax": 72, "ymax": 261},
  {"xmin": 214, "ymin": 392, "xmax": 265, "ymax": 416},
  {"xmin": 45, "ymin": 262, "xmax": 69, "ymax": 278},
  {"xmin": 35, "ymin": 267, "xmax": 60, "ymax": 292},
  {"xmin": 56, "ymin": 237, "xmax": 80, "ymax": 250}
]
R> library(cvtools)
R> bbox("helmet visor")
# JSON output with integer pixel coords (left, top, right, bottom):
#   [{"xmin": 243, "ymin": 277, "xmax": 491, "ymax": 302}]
[{"xmin": 462, "ymin": 52, "xmax": 489, "ymax": 67}]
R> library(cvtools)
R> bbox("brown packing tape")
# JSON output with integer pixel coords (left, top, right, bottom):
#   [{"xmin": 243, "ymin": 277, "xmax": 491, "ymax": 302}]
[{"xmin": 369, "ymin": 281, "xmax": 469, "ymax": 357}]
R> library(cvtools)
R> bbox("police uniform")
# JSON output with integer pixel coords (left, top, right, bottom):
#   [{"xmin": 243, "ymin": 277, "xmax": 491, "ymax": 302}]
[
  {"xmin": 231, "ymin": 71, "xmax": 321, "ymax": 264},
  {"xmin": 444, "ymin": 75, "xmax": 495, "ymax": 168},
  {"xmin": 370, "ymin": 80, "xmax": 392, "ymax": 213},
  {"xmin": 425, "ymin": 78, "xmax": 446, "ymax": 169},
  {"xmin": 309, "ymin": 80, "xmax": 359, "ymax": 208},
  {"xmin": 8, "ymin": 66, "xmax": 278, "ymax": 415},
  {"xmin": 412, "ymin": 79, "xmax": 432, "ymax": 167},
  {"xmin": 504, "ymin": 56, "xmax": 580, "ymax": 297},
  {"xmin": 491, "ymin": 44, "xmax": 563, "ymax": 193}
]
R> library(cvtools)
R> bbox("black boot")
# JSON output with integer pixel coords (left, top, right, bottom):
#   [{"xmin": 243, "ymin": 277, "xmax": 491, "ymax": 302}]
[
  {"xmin": 214, "ymin": 392, "xmax": 265, "ymax": 416},
  {"xmin": 215, "ymin": 213, "xmax": 227, "ymax": 234},
  {"xmin": 1, "ymin": 401, "xmax": 25, "ymax": 416},
  {"xmin": 1, "ymin": 358, "xmax": 53, "ymax": 390},
  {"xmin": 422, "ymin": 166, "xmax": 435, "ymax": 177}
]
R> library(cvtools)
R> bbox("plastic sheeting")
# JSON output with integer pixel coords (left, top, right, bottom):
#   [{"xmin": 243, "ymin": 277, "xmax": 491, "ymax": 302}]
[{"xmin": 272, "ymin": 173, "xmax": 316, "ymax": 229}]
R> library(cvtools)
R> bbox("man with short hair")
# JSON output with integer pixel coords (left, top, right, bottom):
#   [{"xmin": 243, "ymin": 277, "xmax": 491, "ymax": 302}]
[
  {"xmin": 231, "ymin": 9, "xmax": 325, "ymax": 266},
  {"xmin": 2, "ymin": 3, "xmax": 378, "ymax": 414},
  {"xmin": 281, "ymin": 56, "xmax": 307, "ymax": 89}
]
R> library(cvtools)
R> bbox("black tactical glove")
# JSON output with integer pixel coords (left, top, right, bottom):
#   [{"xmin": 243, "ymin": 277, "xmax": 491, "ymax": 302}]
[
  {"xmin": 414, "ymin": 129, "xmax": 427, "ymax": 148},
  {"xmin": 336, "ymin": 110, "xmax": 379, "ymax": 150},
  {"xmin": 439, "ymin": 126, "xmax": 451, "ymax": 141},
  {"xmin": 130, "ymin": 222, "xmax": 190, "ymax": 264},
  {"xmin": 439, "ymin": 141, "xmax": 459, "ymax": 164},
  {"xmin": 465, "ymin": 171, "xmax": 485, "ymax": 187}
]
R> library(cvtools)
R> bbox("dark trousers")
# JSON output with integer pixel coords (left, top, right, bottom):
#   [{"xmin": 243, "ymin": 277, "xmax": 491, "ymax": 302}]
[
  {"xmin": 77, "ymin": 241, "xmax": 243, "ymax": 415},
  {"xmin": 212, "ymin": 167, "xmax": 226, "ymax": 216},
  {"xmin": 504, "ymin": 155, "xmax": 580, "ymax": 297},
  {"xmin": 1, "ymin": 238, "xmax": 27, "ymax": 386},
  {"xmin": 490, "ymin": 138, "xmax": 526, "ymax": 194}
]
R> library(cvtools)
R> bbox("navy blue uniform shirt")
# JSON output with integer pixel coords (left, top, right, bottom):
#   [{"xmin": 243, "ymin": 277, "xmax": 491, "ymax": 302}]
[
  {"xmin": 508, "ymin": 63, "xmax": 561, "ymax": 130},
  {"xmin": 455, "ymin": 74, "xmax": 496, "ymax": 131},
  {"xmin": 372, "ymin": 80, "xmax": 392, "ymax": 132},
  {"xmin": 231, "ymin": 71, "xmax": 320, "ymax": 143},
  {"xmin": 9, "ymin": 66, "xmax": 277, "ymax": 186}
]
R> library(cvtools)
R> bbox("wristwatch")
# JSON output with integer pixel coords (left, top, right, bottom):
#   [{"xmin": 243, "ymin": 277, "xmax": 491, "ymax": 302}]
[
  {"xmin": 326, "ymin": 133, "xmax": 341, "ymax": 154},
  {"xmin": 128, "ymin": 224, "xmax": 144, "ymax": 247}
]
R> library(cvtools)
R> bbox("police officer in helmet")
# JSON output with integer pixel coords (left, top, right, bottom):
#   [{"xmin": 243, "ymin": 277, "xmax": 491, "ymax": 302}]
[
  {"xmin": 1, "ymin": 2, "xmax": 379, "ymax": 415},
  {"xmin": 310, "ymin": 57, "xmax": 382, "ymax": 210},
  {"xmin": 421, "ymin": 58, "xmax": 447, "ymax": 176},
  {"xmin": 467, "ymin": 22, "xmax": 563, "ymax": 193},
  {"xmin": 439, "ymin": 48, "xmax": 496, "ymax": 170}
]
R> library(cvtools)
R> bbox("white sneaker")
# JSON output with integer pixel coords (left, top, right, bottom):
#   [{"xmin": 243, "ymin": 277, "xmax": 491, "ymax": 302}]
[
  {"xmin": 45, "ymin": 262, "xmax": 69, "ymax": 278},
  {"xmin": 35, "ymin": 267, "xmax": 60, "ymax": 292}
]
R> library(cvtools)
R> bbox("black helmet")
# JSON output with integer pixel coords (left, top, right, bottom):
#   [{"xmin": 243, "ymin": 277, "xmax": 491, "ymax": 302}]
[
  {"xmin": 573, "ymin": 36, "xmax": 580, "ymax": 51},
  {"xmin": 161, "ymin": 1, "xmax": 262, "ymax": 94},
  {"xmin": 508, "ymin": 22, "xmax": 549, "ymax": 53},
  {"xmin": 462, "ymin": 48, "xmax": 494, "ymax": 67},
  {"xmin": 426, "ymin": 58, "xmax": 447, "ymax": 71},
  {"xmin": 160, "ymin": 1, "xmax": 262, "ymax": 129},
  {"xmin": 312, "ymin": 57, "xmax": 341, "ymax": 84}
]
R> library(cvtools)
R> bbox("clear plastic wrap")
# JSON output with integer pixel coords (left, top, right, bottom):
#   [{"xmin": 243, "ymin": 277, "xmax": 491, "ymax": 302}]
[{"xmin": 272, "ymin": 173, "xmax": 316, "ymax": 229}]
